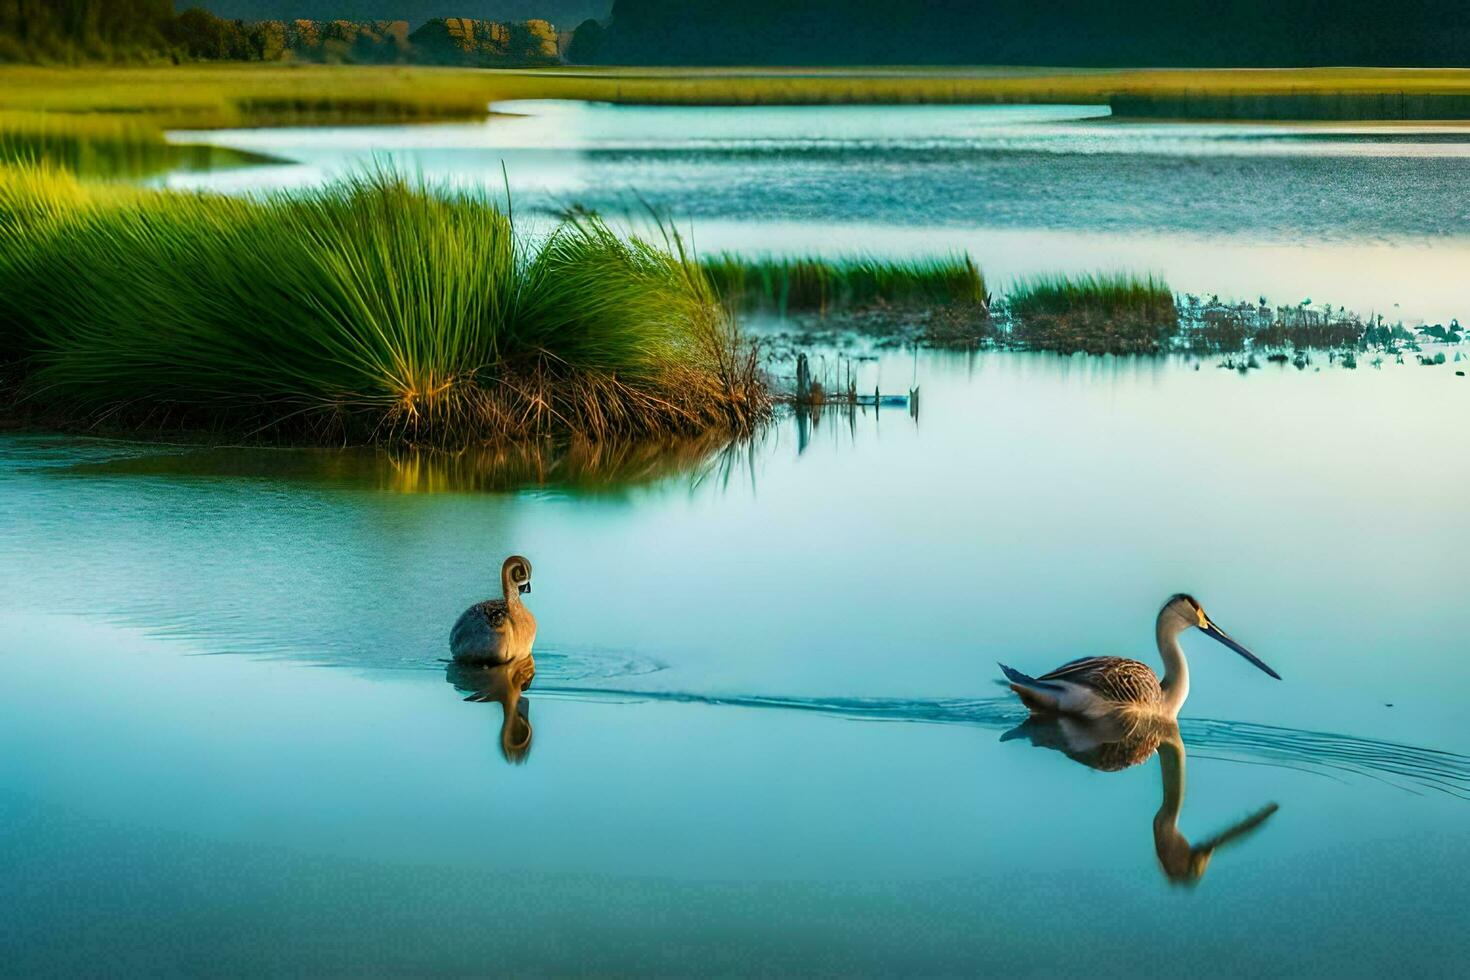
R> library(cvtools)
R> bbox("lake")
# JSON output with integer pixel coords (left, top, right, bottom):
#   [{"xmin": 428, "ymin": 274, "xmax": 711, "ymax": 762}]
[
  {"xmin": 167, "ymin": 100, "xmax": 1470, "ymax": 323},
  {"xmin": 3, "ymin": 346, "xmax": 1468, "ymax": 974},
  {"xmin": 3, "ymin": 101, "xmax": 1469, "ymax": 975}
]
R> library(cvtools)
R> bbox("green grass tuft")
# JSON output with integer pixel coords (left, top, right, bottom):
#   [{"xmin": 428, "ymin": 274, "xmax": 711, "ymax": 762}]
[
  {"xmin": 703, "ymin": 252, "xmax": 986, "ymax": 314},
  {"xmin": 0, "ymin": 164, "xmax": 765, "ymax": 444},
  {"xmin": 1003, "ymin": 272, "xmax": 1177, "ymax": 354},
  {"xmin": 1006, "ymin": 272, "xmax": 1174, "ymax": 321}
]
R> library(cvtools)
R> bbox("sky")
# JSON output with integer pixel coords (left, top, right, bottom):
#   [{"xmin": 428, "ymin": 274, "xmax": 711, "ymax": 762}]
[{"xmin": 179, "ymin": 3, "xmax": 612, "ymax": 25}]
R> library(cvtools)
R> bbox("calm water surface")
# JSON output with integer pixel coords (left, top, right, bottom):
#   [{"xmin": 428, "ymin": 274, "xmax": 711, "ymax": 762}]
[
  {"xmin": 167, "ymin": 100, "xmax": 1470, "ymax": 321},
  {"xmin": 3, "ymin": 351, "xmax": 1468, "ymax": 974}
]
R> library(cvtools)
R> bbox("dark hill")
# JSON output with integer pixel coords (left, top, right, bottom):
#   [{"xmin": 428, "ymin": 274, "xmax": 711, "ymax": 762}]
[{"xmin": 602, "ymin": 0, "xmax": 1470, "ymax": 67}]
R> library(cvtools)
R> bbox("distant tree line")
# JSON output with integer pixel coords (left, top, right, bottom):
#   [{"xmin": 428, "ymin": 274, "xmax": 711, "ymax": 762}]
[
  {"xmin": 598, "ymin": 0, "xmax": 1470, "ymax": 67},
  {"xmin": 0, "ymin": 2, "xmax": 583, "ymax": 65},
  {"xmin": 0, "ymin": 0, "xmax": 175, "ymax": 61},
  {"xmin": 16, "ymin": 0, "xmax": 1459, "ymax": 68},
  {"xmin": 168, "ymin": 12, "xmax": 561, "ymax": 65}
]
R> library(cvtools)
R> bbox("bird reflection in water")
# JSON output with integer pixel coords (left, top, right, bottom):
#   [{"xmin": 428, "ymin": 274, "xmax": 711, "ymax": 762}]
[
  {"xmin": 446, "ymin": 658, "xmax": 536, "ymax": 764},
  {"xmin": 1003, "ymin": 713, "xmax": 1278, "ymax": 884}
]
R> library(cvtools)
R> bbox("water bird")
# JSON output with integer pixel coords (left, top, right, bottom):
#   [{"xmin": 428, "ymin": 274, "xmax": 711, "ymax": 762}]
[
  {"xmin": 998, "ymin": 593, "xmax": 1279, "ymax": 719},
  {"xmin": 451, "ymin": 555, "xmax": 536, "ymax": 665}
]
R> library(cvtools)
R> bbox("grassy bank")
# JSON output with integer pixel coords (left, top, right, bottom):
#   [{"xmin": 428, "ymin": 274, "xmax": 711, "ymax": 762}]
[
  {"xmin": 0, "ymin": 65, "xmax": 498, "ymax": 129},
  {"xmin": 0, "ymin": 65, "xmax": 504, "ymax": 176},
  {"xmin": 7, "ymin": 63, "xmax": 1470, "ymax": 178},
  {"xmin": 0, "ymin": 164, "xmax": 764, "ymax": 444},
  {"xmin": 703, "ymin": 253, "xmax": 986, "ymax": 314},
  {"xmin": 0, "ymin": 110, "xmax": 278, "ymax": 178},
  {"xmin": 8, "ymin": 64, "xmax": 1470, "ymax": 136},
  {"xmin": 489, "ymin": 66, "xmax": 1470, "ymax": 118}
]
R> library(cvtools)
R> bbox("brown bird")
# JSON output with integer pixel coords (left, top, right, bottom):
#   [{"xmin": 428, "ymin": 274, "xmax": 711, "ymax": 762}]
[
  {"xmin": 999, "ymin": 593, "xmax": 1279, "ymax": 719},
  {"xmin": 450, "ymin": 555, "xmax": 536, "ymax": 665}
]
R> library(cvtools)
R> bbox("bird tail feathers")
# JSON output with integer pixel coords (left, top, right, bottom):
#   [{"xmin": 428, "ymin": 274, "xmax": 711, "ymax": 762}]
[{"xmin": 998, "ymin": 662, "xmax": 1064, "ymax": 712}]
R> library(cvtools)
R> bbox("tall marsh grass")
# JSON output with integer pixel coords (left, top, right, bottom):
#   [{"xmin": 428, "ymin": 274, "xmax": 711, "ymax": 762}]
[
  {"xmin": 0, "ymin": 165, "xmax": 765, "ymax": 444},
  {"xmin": 1006, "ymin": 272, "xmax": 1174, "ymax": 321},
  {"xmin": 1003, "ymin": 272, "xmax": 1178, "ymax": 354},
  {"xmin": 703, "ymin": 253, "xmax": 986, "ymax": 314}
]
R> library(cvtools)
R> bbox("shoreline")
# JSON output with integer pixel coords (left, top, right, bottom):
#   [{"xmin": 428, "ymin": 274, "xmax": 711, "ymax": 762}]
[{"xmin": 13, "ymin": 64, "xmax": 1470, "ymax": 126}]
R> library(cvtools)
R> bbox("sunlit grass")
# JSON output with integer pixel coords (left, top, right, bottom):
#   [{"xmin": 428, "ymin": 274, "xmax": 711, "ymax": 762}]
[
  {"xmin": 0, "ymin": 65, "xmax": 500, "ymax": 174},
  {"xmin": 7, "ymin": 63, "xmax": 1470, "ymax": 175},
  {"xmin": 0, "ymin": 64, "xmax": 497, "ymax": 128},
  {"xmin": 0, "ymin": 164, "xmax": 765, "ymax": 444},
  {"xmin": 497, "ymin": 66, "xmax": 1470, "ymax": 118},
  {"xmin": 702, "ymin": 253, "xmax": 986, "ymax": 314},
  {"xmin": 8, "ymin": 64, "xmax": 1470, "ymax": 124},
  {"xmin": 0, "ymin": 109, "xmax": 276, "ymax": 177}
]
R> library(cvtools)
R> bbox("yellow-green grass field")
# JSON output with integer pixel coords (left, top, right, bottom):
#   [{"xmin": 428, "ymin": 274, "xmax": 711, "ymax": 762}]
[
  {"xmin": 8, "ymin": 63, "xmax": 1470, "ymax": 177},
  {"xmin": 8, "ymin": 63, "xmax": 1470, "ymax": 126},
  {"xmin": 493, "ymin": 65, "xmax": 1470, "ymax": 116}
]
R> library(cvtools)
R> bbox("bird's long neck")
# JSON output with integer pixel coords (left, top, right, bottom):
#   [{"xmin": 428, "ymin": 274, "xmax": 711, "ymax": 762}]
[
  {"xmin": 501, "ymin": 567, "xmax": 522, "ymax": 606},
  {"xmin": 1157, "ymin": 619, "xmax": 1190, "ymax": 713}
]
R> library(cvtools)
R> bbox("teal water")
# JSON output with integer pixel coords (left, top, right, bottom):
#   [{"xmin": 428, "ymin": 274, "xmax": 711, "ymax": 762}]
[
  {"xmin": 3, "ymin": 351, "xmax": 1468, "ymax": 974},
  {"xmin": 166, "ymin": 100, "xmax": 1470, "ymax": 321}
]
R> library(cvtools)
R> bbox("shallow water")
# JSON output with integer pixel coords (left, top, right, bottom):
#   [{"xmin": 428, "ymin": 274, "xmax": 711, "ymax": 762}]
[
  {"xmin": 3, "ymin": 351, "xmax": 1468, "ymax": 974},
  {"xmin": 165, "ymin": 100, "xmax": 1470, "ymax": 321}
]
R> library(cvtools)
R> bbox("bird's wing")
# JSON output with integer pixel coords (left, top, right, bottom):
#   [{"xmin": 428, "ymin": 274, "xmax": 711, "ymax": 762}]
[
  {"xmin": 475, "ymin": 600, "xmax": 509, "ymax": 629},
  {"xmin": 1037, "ymin": 656, "xmax": 1119, "ymax": 682},
  {"xmin": 1038, "ymin": 657, "xmax": 1161, "ymax": 704}
]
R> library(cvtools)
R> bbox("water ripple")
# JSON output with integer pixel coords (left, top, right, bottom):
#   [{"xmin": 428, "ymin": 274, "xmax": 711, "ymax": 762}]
[{"xmin": 539, "ymin": 686, "xmax": 1470, "ymax": 799}]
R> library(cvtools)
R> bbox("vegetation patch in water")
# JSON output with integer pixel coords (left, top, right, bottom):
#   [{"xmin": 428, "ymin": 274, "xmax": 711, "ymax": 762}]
[
  {"xmin": 0, "ymin": 164, "xmax": 765, "ymax": 445},
  {"xmin": 703, "ymin": 253, "xmax": 987, "ymax": 315},
  {"xmin": 1176, "ymin": 296, "xmax": 1462, "ymax": 364},
  {"xmin": 751, "ymin": 269, "xmax": 1461, "ymax": 364},
  {"xmin": 1001, "ymin": 272, "xmax": 1177, "ymax": 354},
  {"xmin": 1179, "ymin": 296, "xmax": 1370, "ymax": 353}
]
